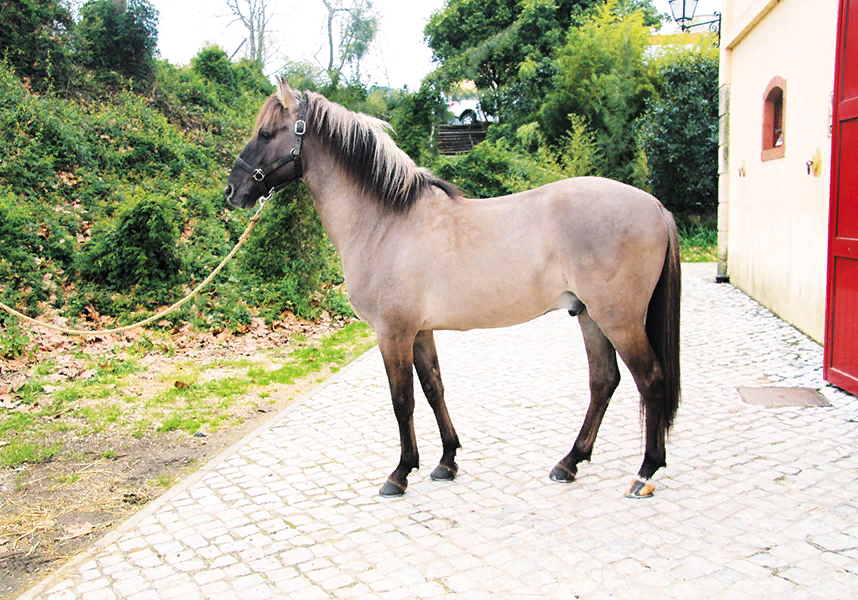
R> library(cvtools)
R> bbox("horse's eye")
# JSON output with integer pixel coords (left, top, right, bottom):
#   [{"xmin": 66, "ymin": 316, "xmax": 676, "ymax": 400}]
[{"xmin": 258, "ymin": 130, "xmax": 272, "ymax": 141}]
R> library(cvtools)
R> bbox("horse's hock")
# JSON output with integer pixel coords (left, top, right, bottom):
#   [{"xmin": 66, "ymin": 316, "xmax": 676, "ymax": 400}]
[{"xmin": 438, "ymin": 123, "xmax": 489, "ymax": 155}]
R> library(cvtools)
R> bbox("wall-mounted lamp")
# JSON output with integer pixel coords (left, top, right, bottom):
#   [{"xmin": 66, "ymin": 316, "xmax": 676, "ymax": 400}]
[{"xmin": 668, "ymin": 0, "xmax": 721, "ymax": 46}]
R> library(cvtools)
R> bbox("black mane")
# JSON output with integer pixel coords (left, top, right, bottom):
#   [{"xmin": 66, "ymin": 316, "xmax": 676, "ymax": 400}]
[{"xmin": 304, "ymin": 92, "xmax": 459, "ymax": 212}]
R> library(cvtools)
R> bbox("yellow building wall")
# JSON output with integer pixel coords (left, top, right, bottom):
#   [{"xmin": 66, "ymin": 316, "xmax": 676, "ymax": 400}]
[{"xmin": 721, "ymin": 0, "xmax": 838, "ymax": 342}]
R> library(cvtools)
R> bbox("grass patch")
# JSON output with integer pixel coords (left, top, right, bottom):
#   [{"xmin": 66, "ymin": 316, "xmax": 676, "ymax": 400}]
[
  {"xmin": 247, "ymin": 321, "xmax": 374, "ymax": 387},
  {"xmin": 679, "ymin": 225, "xmax": 718, "ymax": 262},
  {"xmin": 153, "ymin": 474, "xmax": 175, "ymax": 488},
  {"xmin": 54, "ymin": 474, "xmax": 81, "ymax": 485},
  {"xmin": 0, "ymin": 413, "xmax": 36, "ymax": 436},
  {"xmin": 157, "ymin": 415, "xmax": 202, "ymax": 433},
  {"xmin": 0, "ymin": 441, "xmax": 62, "ymax": 468},
  {"xmin": 1, "ymin": 320, "xmax": 377, "ymax": 473},
  {"xmin": 75, "ymin": 404, "xmax": 123, "ymax": 433}
]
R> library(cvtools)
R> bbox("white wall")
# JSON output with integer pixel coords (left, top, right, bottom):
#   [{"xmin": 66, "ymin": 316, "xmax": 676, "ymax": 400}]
[{"xmin": 721, "ymin": 0, "xmax": 838, "ymax": 342}]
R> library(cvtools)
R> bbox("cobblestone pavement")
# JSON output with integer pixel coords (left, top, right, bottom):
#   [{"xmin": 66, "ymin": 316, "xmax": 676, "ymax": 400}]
[{"xmin": 20, "ymin": 263, "xmax": 858, "ymax": 599}]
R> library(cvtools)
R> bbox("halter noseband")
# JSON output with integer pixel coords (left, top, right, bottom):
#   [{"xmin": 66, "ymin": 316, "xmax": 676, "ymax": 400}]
[{"xmin": 235, "ymin": 98, "xmax": 308, "ymax": 198}]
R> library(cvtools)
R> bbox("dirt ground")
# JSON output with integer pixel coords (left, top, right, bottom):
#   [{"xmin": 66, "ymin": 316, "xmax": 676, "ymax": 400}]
[{"xmin": 0, "ymin": 316, "xmax": 362, "ymax": 599}]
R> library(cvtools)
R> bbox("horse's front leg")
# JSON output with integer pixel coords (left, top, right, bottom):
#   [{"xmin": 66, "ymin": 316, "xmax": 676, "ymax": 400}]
[
  {"xmin": 413, "ymin": 330, "xmax": 460, "ymax": 481},
  {"xmin": 377, "ymin": 332, "xmax": 419, "ymax": 497}
]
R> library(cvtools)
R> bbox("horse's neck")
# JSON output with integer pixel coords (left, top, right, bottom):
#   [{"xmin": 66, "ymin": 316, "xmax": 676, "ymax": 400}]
[{"xmin": 302, "ymin": 139, "xmax": 386, "ymax": 256}]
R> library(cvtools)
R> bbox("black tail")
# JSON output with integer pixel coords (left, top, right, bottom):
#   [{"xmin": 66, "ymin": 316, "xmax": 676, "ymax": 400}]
[{"xmin": 645, "ymin": 208, "xmax": 681, "ymax": 436}]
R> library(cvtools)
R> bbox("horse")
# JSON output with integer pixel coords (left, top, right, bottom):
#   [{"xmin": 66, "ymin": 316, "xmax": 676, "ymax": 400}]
[{"xmin": 225, "ymin": 78, "xmax": 681, "ymax": 499}]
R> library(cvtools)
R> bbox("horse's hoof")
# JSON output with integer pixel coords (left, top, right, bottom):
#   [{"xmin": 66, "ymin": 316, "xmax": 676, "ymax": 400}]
[
  {"xmin": 379, "ymin": 478, "xmax": 407, "ymax": 497},
  {"xmin": 625, "ymin": 477, "xmax": 655, "ymax": 499},
  {"xmin": 429, "ymin": 463, "xmax": 457, "ymax": 481},
  {"xmin": 549, "ymin": 463, "xmax": 577, "ymax": 483}
]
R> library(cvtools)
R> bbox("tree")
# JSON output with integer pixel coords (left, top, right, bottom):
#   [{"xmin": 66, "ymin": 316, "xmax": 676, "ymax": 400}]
[
  {"xmin": 0, "ymin": 0, "xmax": 74, "ymax": 91},
  {"xmin": 389, "ymin": 81, "xmax": 446, "ymax": 164},
  {"xmin": 318, "ymin": 0, "xmax": 379, "ymax": 85},
  {"xmin": 76, "ymin": 0, "xmax": 159, "ymax": 88},
  {"xmin": 637, "ymin": 50, "xmax": 719, "ymax": 218},
  {"xmin": 538, "ymin": 2, "xmax": 655, "ymax": 183},
  {"xmin": 225, "ymin": 0, "xmax": 275, "ymax": 65},
  {"xmin": 425, "ymin": 0, "xmax": 600, "ymax": 91}
]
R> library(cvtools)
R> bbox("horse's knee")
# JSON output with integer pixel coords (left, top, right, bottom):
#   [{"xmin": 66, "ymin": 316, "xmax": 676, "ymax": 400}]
[{"xmin": 591, "ymin": 369, "xmax": 620, "ymax": 400}]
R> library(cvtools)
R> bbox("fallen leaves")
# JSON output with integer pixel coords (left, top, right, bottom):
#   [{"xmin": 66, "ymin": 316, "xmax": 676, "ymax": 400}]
[
  {"xmin": 77, "ymin": 369, "xmax": 97, "ymax": 381},
  {"xmin": 10, "ymin": 376, "xmax": 26, "ymax": 393}
]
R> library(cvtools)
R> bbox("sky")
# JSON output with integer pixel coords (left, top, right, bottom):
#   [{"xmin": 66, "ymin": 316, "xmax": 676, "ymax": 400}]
[
  {"xmin": 151, "ymin": 0, "xmax": 723, "ymax": 90},
  {"xmin": 151, "ymin": 0, "xmax": 447, "ymax": 90}
]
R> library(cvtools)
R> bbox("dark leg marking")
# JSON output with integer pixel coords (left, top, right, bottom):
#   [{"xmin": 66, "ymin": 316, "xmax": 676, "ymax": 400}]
[
  {"xmin": 413, "ymin": 330, "xmax": 461, "ymax": 482},
  {"xmin": 552, "ymin": 311, "xmax": 620, "ymax": 483},
  {"xmin": 377, "ymin": 333, "xmax": 419, "ymax": 497},
  {"xmin": 608, "ymin": 328, "xmax": 667, "ymax": 498}
]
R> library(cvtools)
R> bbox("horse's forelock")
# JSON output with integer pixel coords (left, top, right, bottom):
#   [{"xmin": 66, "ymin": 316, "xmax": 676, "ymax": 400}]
[{"xmin": 253, "ymin": 95, "xmax": 286, "ymax": 136}]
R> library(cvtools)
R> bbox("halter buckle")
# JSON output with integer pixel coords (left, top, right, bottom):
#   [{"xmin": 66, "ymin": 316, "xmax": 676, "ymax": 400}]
[
  {"xmin": 295, "ymin": 120, "xmax": 307, "ymax": 135},
  {"xmin": 252, "ymin": 169, "xmax": 265, "ymax": 182}
]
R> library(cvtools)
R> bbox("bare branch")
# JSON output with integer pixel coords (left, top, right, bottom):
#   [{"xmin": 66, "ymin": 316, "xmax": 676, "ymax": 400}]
[{"xmin": 223, "ymin": 0, "xmax": 278, "ymax": 65}]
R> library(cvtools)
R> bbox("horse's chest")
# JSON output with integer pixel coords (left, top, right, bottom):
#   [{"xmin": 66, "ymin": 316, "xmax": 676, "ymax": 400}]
[
  {"xmin": 348, "ymin": 298, "xmax": 374, "ymax": 328},
  {"xmin": 342, "ymin": 282, "xmax": 378, "ymax": 329}
]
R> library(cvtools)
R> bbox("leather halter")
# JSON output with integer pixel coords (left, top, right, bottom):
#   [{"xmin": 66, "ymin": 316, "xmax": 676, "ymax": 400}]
[{"xmin": 235, "ymin": 99, "xmax": 308, "ymax": 197}]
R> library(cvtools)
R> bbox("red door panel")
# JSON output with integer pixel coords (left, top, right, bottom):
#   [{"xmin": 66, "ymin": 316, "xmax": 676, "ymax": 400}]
[
  {"xmin": 825, "ymin": 0, "xmax": 858, "ymax": 394},
  {"xmin": 830, "ymin": 258, "xmax": 858, "ymax": 377},
  {"xmin": 835, "ymin": 119, "xmax": 858, "ymax": 240},
  {"xmin": 841, "ymin": 0, "xmax": 858, "ymax": 101}
]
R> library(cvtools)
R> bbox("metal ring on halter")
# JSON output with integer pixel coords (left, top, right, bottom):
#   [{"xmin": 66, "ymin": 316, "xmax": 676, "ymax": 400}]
[{"xmin": 256, "ymin": 190, "xmax": 272, "ymax": 216}]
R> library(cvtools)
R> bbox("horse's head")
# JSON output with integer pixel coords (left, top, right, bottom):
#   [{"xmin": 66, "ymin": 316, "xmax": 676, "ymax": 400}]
[{"xmin": 225, "ymin": 78, "xmax": 307, "ymax": 209}]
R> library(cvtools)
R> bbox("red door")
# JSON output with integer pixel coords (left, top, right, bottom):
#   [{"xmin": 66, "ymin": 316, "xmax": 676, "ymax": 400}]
[{"xmin": 825, "ymin": 0, "xmax": 858, "ymax": 394}]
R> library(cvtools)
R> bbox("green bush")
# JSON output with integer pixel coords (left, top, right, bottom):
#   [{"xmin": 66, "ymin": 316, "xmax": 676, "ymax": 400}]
[
  {"xmin": 637, "ymin": 50, "xmax": 719, "ymax": 218},
  {"xmin": 0, "ymin": 191, "xmax": 76, "ymax": 314},
  {"xmin": 0, "ymin": 0, "xmax": 74, "ymax": 92},
  {"xmin": 539, "ymin": 4, "xmax": 654, "ymax": 185},
  {"xmin": 76, "ymin": 194, "xmax": 183, "ymax": 302},
  {"xmin": 191, "ymin": 46, "xmax": 239, "ymax": 90},
  {"xmin": 0, "ymin": 49, "xmax": 360, "ymax": 332},
  {"xmin": 76, "ymin": 0, "xmax": 159, "ymax": 90},
  {"xmin": 390, "ymin": 82, "xmax": 446, "ymax": 164},
  {"xmin": 237, "ymin": 184, "xmax": 336, "ymax": 320},
  {"xmin": 434, "ymin": 138, "xmax": 566, "ymax": 198}
]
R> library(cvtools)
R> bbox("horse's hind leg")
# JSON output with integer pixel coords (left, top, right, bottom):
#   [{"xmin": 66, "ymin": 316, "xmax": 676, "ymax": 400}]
[
  {"xmin": 377, "ymin": 333, "xmax": 420, "ymax": 497},
  {"xmin": 413, "ymin": 330, "xmax": 461, "ymax": 481},
  {"xmin": 550, "ymin": 312, "xmax": 620, "ymax": 483},
  {"xmin": 607, "ymin": 328, "xmax": 667, "ymax": 499}
]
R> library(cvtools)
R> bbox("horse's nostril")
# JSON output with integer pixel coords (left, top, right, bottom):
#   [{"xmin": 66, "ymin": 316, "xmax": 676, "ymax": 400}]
[{"xmin": 224, "ymin": 184, "xmax": 234, "ymax": 200}]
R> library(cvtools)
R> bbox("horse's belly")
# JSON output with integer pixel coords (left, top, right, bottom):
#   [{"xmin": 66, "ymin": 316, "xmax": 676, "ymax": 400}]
[{"xmin": 423, "ymin": 291, "xmax": 575, "ymax": 331}]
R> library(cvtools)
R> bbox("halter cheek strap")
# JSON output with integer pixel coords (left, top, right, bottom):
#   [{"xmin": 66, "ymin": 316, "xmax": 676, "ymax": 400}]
[{"xmin": 235, "ymin": 98, "xmax": 308, "ymax": 198}]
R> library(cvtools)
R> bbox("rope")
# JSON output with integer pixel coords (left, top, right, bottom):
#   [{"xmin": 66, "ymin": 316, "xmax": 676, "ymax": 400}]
[{"xmin": 0, "ymin": 198, "xmax": 268, "ymax": 337}]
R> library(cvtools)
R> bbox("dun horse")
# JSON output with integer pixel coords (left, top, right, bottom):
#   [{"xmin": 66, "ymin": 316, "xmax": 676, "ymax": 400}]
[{"xmin": 225, "ymin": 79, "xmax": 681, "ymax": 499}]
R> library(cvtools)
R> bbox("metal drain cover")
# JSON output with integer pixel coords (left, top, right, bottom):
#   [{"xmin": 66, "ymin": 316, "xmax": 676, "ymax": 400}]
[{"xmin": 738, "ymin": 387, "xmax": 831, "ymax": 408}]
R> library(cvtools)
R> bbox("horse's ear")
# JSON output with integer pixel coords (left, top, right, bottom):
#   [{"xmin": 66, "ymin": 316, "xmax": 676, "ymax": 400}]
[{"xmin": 276, "ymin": 78, "xmax": 300, "ymax": 112}]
